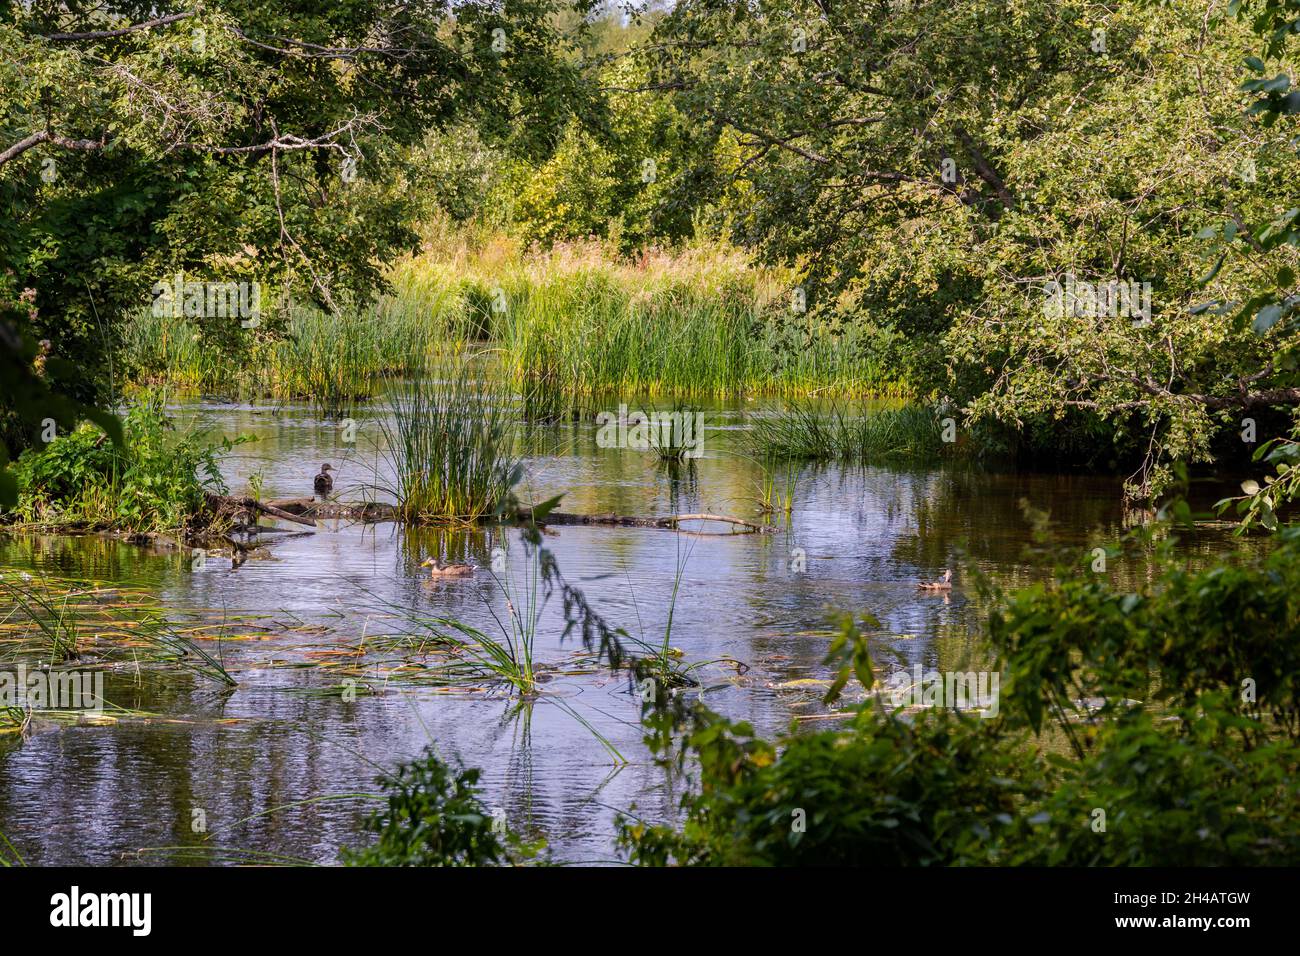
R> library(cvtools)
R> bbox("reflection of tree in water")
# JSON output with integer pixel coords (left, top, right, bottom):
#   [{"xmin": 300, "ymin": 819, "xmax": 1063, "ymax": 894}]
[
  {"xmin": 884, "ymin": 465, "xmax": 1269, "ymax": 600},
  {"xmin": 0, "ymin": 532, "xmax": 177, "ymax": 587}
]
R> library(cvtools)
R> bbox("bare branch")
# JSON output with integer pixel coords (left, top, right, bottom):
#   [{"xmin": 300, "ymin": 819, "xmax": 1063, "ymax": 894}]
[
  {"xmin": 0, "ymin": 130, "xmax": 104, "ymax": 168},
  {"xmin": 171, "ymin": 115, "xmax": 378, "ymax": 157},
  {"xmin": 705, "ymin": 109, "xmax": 834, "ymax": 165},
  {"xmin": 952, "ymin": 125, "xmax": 1014, "ymax": 207},
  {"xmin": 43, "ymin": 11, "xmax": 195, "ymax": 43}
]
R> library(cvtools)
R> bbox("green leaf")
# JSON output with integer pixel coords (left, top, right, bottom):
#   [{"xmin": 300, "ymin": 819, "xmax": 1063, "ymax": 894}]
[
  {"xmin": 1263, "ymin": 73, "xmax": 1293, "ymax": 94},
  {"xmin": 1198, "ymin": 252, "xmax": 1227, "ymax": 286},
  {"xmin": 525, "ymin": 493, "xmax": 565, "ymax": 522},
  {"xmin": 1253, "ymin": 303, "xmax": 1284, "ymax": 333}
]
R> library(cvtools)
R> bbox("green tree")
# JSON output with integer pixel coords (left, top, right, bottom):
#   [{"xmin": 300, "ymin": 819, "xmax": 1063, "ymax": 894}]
[
  {"xmin": 639, "ymin": 1, "xmax": 1300, "ymax": 496},
  {"xmin": 0, "ymin": 0, "xmax": 598, "ymax": 500}
]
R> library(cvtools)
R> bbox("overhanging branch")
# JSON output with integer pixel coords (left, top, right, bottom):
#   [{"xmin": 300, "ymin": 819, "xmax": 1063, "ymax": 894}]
[
  {"xmin": 43, "ymin": 11, "xmax": 195, "ymax": 43},
  {"xmin": 0, "ymin": 130, "xmax": 105, "ymax": 167}
]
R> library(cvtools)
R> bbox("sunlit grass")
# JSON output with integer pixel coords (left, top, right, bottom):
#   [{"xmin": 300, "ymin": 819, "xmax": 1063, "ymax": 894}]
[
  {"xmin": 405, "ymin": 236, "xmax": 900, "ymax": 399},
  {"xmin": 122, "ymin": 229, "xmax": 912, "ymax": 408},
  {"xmin": 749, "ymin": 402, "xmax": 950, "ymax": 462},
  {"xmin": 121, "ymin": 292, "xmax": 459, "ymax": 415}
]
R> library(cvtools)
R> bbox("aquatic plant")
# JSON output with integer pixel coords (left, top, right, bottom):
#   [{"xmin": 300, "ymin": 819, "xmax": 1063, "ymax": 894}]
[
  {"xmin": 120, "ymin": 293, "xmax": 456, "ymax": 414},
  {"xmin": 0, "ymin": 828, "xmax": 24, "ymax": 867},
  {"xmin": 0, "ymin": 572, "xmax": 236, "ymax": 685},
  {"xmin": 374, "ymin": 362, "xmax": 521, "ymax": 523},
  {"xmin": 618, "ymin": 539, "xmax": 727, "ymax": 692},
  {"xmin": 448, "ymin": 242, "xmax": 890, "ymax": 399},
  {"xmin": 748, "ymin": 402, "xmax": 948, "ymax": 463},
  {"xmin": 648, "ymin": 539, "xmax": 689, "ymax": 687},
  {"xmin": 750, "ymin": 455, "xmax": 799, "ymax": 517},
  {"xmin": 120, "ymin": 233, "xmax": 908, "ymax": 406}
]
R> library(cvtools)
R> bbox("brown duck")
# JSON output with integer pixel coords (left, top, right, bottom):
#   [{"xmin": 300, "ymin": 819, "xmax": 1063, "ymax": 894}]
[
  {"xmin": 313, "ymin": 463, "xmax": 334, "ymax": 495},
  {"xmin": 421, "ymin": 558, "xmax": 475, "ymax": 578},
  {"xmin": 916, "ymin": 569, "xmax": 953, "ymax": 591}
]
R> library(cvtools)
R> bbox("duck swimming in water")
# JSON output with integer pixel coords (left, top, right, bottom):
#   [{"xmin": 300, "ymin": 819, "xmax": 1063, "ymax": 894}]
[
  {"xmin": 421, "ymin": 558, "xmax": 475, "ymax": 578},
  {"xmin": 313, "ymin": 463, "xmax": 334, "ymax": 495},
  {"xmin": 916, "ymin": 569, "xmax": 953, "ymax": 591}
]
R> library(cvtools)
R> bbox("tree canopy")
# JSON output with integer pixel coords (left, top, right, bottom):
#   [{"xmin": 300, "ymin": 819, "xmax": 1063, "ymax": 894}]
[{"xmin": 0, "ymin": 0, "xmax": 598, "ymax": 499}]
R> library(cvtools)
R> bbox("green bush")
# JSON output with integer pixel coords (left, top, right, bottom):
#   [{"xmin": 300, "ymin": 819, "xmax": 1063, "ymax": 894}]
[
  {"xmin": 619, "ymin": 525, "xmax": 1300, "ymax": 866},
  {"xmin": 9, "ymin": 395, "xmax": 231, "ymax": 534},
  {"xmin": 989, "ymin": 527, "xmax": 1300, "ymax": 744},
  {"xmin": 344, "ymin": 749, "xmax": 534, "ymax": 867},
  {"xmin": 1003, "ymin": 711, "xmax": 1300, "ymax": 866},
  {"xmin": 619, "ymin": 702, "xmax": 1045, "ymax": 867}
]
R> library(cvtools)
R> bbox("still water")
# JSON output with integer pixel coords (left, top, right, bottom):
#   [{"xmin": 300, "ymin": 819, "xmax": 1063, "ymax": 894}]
[{"xmin": 0, "ymin": 397, "xmax": 1248, "ymax": 864}]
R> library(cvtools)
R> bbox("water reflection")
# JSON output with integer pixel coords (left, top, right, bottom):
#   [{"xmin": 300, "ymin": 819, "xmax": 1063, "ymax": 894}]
[{"xmin": 0, "ymin": 397, "xmax": 1256, "ymax": 864}]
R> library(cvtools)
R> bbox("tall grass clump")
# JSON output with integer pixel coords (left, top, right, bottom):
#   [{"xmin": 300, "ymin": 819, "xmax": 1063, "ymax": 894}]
[
  {"xmin": 375, "ymin": 361, "xmax": 520, "ymax": 523},
  {"xmin": 121, "ymin": 292, "xmax": 459, "ymax": 414},
  {"xmin": 119, "ymin": 308, "xmax": 222, "ymax": 389},
  {"xmin": 749, "ymin": 402, "xmax": 948, "ymax": 463},
  {"xmin": 122, "ymin": 227, "xmax": 911, "ymax": 405}
]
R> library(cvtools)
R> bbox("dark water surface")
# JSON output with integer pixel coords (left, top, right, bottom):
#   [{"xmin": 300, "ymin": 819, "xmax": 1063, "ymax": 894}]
[{"xmin": 0, "ymin": 397, "xmax": 1251, "ymax": 864}]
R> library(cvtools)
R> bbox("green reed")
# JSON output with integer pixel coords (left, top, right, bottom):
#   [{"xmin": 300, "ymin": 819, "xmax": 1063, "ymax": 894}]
[
  {"xmin": 121, "ymin": 235, "xmax": 910, "ymax": 408},
  {"xmin": 373, "ymin": 361, "xmax": 520, "ymax": 523},
  {"xmin": 120, "ymin": 291, "xmax": 459, "ymax": 415},
  {"xmin": 749, "ymin": 402, "xmax": 949, "ymax": 462}
]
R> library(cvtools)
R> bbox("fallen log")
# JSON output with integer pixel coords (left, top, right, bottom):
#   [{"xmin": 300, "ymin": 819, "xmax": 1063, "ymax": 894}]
[
  {"xmin": 516, "ymin": 510, "xmax": 776, "ymax": 534},
  {"xmin": 207, "ymin": 493, "xmax": 317, "ymax": 528},
  {"xmin": 213, "ymin": 494, "xmax": 774, "ymax": 533},
  {"xmin": 266, "ymin": 498, "xmax": 395, "ymax": 521},
  {"xmin": 266, "ymin": 497, "xmax": 316, "ymax": 511}
]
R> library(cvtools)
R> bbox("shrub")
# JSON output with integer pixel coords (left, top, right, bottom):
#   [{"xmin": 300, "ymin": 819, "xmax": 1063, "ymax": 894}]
[
  {"xmin": 619, "ymin": 702, "xmax": 1046, "ymax": 867},
  {"xmin": 344, "ymin": 749, "xmax": 533, "ymax": 867},
  {"xmin": 9, "ymin": 394, "xmax": 231, "ymax": 534},
  {"xmin": 620, "ymin": 522, "xmax": 1300, "ymax": 866}
]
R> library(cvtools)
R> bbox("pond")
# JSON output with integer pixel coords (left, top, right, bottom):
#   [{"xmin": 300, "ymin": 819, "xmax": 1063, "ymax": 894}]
[{"xmin": 0, "ymin": 396, "xmax": 1251, "ymax": 865}]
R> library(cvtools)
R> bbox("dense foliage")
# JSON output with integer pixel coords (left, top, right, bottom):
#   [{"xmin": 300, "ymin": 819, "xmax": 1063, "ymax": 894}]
[
  {"xmin": 611, "ymin": 0, "xmax": 1300, "ymax": 492},
  {"xmin": 10, "ymin": 395, "xmax": 231, "ymax": 533},
  {"xmin": 395, "ymin": 1, "xmax": 1300, "ymax": 492},
  {"xmin": 10, "ymin": 1, "xmax": 1300, "ymax": 496},
  {"xmin": 618, "ymin": 524, "xmax": 1300, "ymax": 866},
  {"xmin": 0, "ymin": 0, "xmax": 598, "ymax": 492}
]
